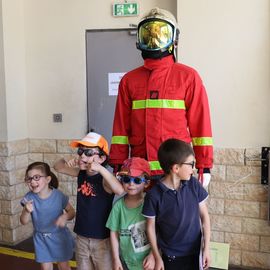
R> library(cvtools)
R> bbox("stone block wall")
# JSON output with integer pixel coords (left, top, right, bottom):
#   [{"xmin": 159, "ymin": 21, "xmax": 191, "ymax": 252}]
[
  {"xmin": 0, "ymin": 139, "xmax": 269, "ymax": 269},
  {"xmin": 209, "ymin": 148, "xmax": 270, "ymax": 269}
]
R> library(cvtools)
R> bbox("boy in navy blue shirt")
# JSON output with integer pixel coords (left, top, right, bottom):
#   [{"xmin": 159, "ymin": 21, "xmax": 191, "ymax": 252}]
[{"xmin": 142, "ymin": 138, "xmax": 211, "ymax": 270}]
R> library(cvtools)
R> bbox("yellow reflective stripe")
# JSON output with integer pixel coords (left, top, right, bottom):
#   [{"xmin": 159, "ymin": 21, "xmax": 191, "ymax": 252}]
[
  {"xmin": 132, "ymin": 99, "xmax": 186, "ymax": 110},
  {"xmin": 0, "ymin": 247, "xmax": 77, "ymax": 267},
  {"xmin": 149, "ymin": 160, "xmax": 162, "ymax": 171},
  {"xmin": 192, "ymin": 137, "xmax": 213, "ymax": 146},
  {"xmin": 132, "ymin": 100, "xmax": 146, "ymax": 109},
  {"xmin": 111, "ymin": 136, "xmax": 129, "ymax": 145}
]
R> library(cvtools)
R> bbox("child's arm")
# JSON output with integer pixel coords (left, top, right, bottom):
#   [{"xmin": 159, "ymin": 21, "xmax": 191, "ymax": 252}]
[
  {"xmin": 88, "ymin": 162, "xmax": 124, "ymax": 195},
  {"xmin": 199, "ymin": 201, "xmax": 211, "ymax": 269},
  {"xmin": 110, "ymin": 231, "xmax": 124, "ymax": 270},
  {"xmin": 55, "ymin": 202, "xmax": 75, "ymax": 227},
  {"xmin": 20, "ymin": 200, "xmax": 33, "ymax": 225},
  {"xmin": 146, "ymin": 217, "xmax": 164, "ymax": 270},
  {"xmin": 53, "ymin": 158, "xmax": 80, "ymax": 177}
]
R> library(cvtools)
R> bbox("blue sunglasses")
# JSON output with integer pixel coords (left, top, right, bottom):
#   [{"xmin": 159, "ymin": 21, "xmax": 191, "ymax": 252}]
[{"xmin": 120, "ymin": 175, "xmax": 147, "ymax": 185}]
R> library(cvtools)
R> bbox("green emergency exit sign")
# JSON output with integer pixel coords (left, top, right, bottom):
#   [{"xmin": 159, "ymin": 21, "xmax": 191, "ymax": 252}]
[{"xmin": 113, "ymin": 3, "xmax": 139, "ymax": 17}]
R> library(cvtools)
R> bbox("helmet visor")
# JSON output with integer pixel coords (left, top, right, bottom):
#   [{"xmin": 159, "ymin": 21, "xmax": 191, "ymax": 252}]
[{"xmin": 138, "ymin": 19, "xmax": 174, "ymax": 51}]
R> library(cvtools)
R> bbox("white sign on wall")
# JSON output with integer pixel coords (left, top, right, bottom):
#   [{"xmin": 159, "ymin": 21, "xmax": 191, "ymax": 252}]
[{"xmin": 108, "ymin": 72, "xmax": 126, "ymax": 96}]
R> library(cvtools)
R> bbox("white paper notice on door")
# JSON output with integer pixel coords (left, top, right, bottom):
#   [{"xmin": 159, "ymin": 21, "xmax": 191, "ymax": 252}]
[{"xmin": 108, "ymin": 72, "xmax": 126, "ymax": 96}]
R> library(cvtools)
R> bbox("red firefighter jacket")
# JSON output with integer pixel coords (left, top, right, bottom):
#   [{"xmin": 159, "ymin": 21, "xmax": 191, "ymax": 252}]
[{"xmin": 110, "ymin": 55, "xmax": 213, "ymax": 175}]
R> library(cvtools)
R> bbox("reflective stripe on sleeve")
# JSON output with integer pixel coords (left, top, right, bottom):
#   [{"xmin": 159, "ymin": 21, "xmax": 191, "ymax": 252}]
[
  {"xmin": 132, "ymin": 99, "xmax": 186, "ymax": 110},
  {"xmin": 149, "ymin": 160, "xmax": 162, "ymax": 171},
  {"xmin": 192, "ymin": 137, "xmax": 213, "ymax": 146},
  {"xmin": 111, "ymin": 136, "xmax": 129, "ymax": 145}
]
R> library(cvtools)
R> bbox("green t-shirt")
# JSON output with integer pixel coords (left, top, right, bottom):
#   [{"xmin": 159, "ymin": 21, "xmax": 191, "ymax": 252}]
[{"xmin": 106, "ymin": 197, "xmax": 150, "ymax": 270}]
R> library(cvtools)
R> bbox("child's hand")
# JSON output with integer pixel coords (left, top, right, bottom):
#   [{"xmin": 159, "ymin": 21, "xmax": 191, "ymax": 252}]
[
  {"xmin": 154, "ymin": 257, "xmax": 164, "ymax": 270},
  {"xmin": 112, "ymin": 259, "xmax": 124, "ymax": 270},
  {"xmin": 24, "ymin": 200, "xmax": 34, "ymax": 213},
  {"xmin": 55, "ymin": 213, "xmax": 68, "ymax": 228},
  {"xmin": 143, "ymin": 252, "xmax": 155, "ymax": 270},
  {"xmin": 66, "ymin": 158, "xmax": 79, "ymax": 167},
  {"xmin": 202, "ymin": 249, "xmax": 211, "ymax": 269},
  {"xmin": 87, "ymin": 161, "xmax": 102, "ymax": 173}
]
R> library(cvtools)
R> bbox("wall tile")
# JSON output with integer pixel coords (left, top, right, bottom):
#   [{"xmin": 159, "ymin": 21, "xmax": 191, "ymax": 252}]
[
  {"xmin": 227, "ymin": 165, "xmax": 260, "ymax": 184},
  {"xmin": 245, "ymin": 148, "xmax": 262, "ymax": 166},
  {"xmin": 0, "ymin": 156, "xmax": 15, "ymax": 170},
  {"xmin": 214, "ymin": 148, "xmax": 245, "ymax": 165},
  {"xmin": 210, "ymin": 215, "xmax": 242, "ymax": 233},
  {"xmin": 242, "ymin": 251, "xmax": 270, "ymax": 269},
  {"xmin": 229, "ymin": 249, "xmax": 241, "ymax": 266},
  {"xmin": 211, "ymin": 231, "xmax": 224, "ymax": 242},
  {"xmin": 56, "ymin": 139, "xmax": 76, "ymax": 153},
  {"xmin": 225, "ymin": 200, "xmax": 260, "ymax": 218},
  {"xmin": 29, "ymin": 139, "xmax": 56, "ymax": 153},
  {"xmin": 225, "ymin": 232, "xmax": 259, "ymax": 251},
  {"xmin": 244, "ymin": 184, "xmax": 268, "ymax": 202},
  {"xmin": 208, "ymin": 198, "xmax": 224, "ymax": 215},
  {"xmin": 260, "ymin": 236, "xmax": 270, "ymax": 252},
  {"xmin": 242, "ymin": 218, "xmax": 270, "ymax": 236}
]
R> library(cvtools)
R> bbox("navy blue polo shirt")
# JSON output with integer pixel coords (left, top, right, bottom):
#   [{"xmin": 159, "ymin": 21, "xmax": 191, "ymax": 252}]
[{"xmin": 142, "ymin": 176, "xmax": 208, "ymax": 257}]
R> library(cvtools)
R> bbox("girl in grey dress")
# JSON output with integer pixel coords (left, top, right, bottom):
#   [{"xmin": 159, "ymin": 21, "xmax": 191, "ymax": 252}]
[{"xmin": 20, "ymin": 162, "xmax": 75, "ymax": 270}]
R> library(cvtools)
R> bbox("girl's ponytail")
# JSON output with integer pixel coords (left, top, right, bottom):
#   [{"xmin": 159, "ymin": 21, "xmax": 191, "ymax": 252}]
[{"xmin": 49, "ymin": 171, "xmax": 59, "ymax": 189}]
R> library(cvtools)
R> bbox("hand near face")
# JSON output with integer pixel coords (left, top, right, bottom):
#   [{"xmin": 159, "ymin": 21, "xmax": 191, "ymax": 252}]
[
  {"xmin": 87, "ymin": 161, "xmax": 103, "ymax": 173},
  {"xmin": 66, "ymin": 157, "xmax": 79, "ymax": 167}
]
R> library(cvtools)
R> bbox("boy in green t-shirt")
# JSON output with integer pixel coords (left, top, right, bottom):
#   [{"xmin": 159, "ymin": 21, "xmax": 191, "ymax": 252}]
[{"xmin": 106, "ymin": 157, "xmax": 155, "ymax": 270}]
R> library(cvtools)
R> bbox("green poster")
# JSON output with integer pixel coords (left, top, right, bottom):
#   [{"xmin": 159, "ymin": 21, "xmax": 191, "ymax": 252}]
[{"xmin": 210, "ymin": 242, "xmax": 230, "ymax": 269}]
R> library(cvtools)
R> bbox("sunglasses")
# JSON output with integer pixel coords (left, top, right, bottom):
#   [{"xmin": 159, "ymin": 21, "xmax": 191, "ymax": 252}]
[
  {"xmin": 77, "ymin": 147, "xmax": 101, "ymax": 157},
  {"xmin": 181, "ymin": 161, "xmax": 195, "ymax": 169},
  {"xmin": 25, "ymin": 174, "xmax": 46, "ymax": 183},
  {"xmin": 120, "ymin": 175, "xmax": 147, "ymax": 185}
]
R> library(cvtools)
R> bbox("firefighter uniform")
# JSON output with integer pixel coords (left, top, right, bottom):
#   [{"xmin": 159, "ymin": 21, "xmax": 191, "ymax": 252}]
[{"xmin": 110, "ymin": 55, "xmax": 213, "ymax": 176}]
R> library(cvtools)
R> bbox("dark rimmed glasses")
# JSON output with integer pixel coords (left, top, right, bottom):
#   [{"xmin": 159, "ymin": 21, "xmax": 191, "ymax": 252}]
[
  {"xmin": 25, "ymin": 175, "xmax": 46, "ymax": 183},
  {"xmin": 119, "ymin": 175, "xmax": 147, "ymax": 185},
  {"xmin": 181, "ymin": 161, "xmax": 195, "ymax": 169},
  {"xmin": 77, "ymin": 147, "xmax": 100, "ymax": 157}
]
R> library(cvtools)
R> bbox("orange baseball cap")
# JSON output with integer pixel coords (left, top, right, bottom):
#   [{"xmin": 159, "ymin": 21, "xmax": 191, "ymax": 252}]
[
  {"xmin": 70, "ymin": 132, "xmax": 109, "ymax": 155},
  {"xmin": 119, "ymin": 157, "xmax": 151, "ymax": 177}
]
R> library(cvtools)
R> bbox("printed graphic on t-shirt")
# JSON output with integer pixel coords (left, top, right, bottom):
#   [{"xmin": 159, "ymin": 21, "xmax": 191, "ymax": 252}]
[
  {"xmin": 78, "ymin": 181, "xmax": 96, "ymax": 197},
  {"xmin": 128, "ymin": 220, "xmax": 150, "ymax": 253}
]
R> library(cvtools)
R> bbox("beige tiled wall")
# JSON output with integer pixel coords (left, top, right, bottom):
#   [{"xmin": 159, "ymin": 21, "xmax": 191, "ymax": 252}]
[
  {"xmin": 209, "ymin": 148, "xmax": 270, "ymax": 269},
  {"xmin": 0, "ymin": 139, "xmax": 269, "ymax": 269}
]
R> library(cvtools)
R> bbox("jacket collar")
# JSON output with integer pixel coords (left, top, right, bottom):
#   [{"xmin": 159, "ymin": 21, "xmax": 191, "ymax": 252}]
[{"xmin": 144, "ymin": 55, "xmax": 175, "ymax": 71}]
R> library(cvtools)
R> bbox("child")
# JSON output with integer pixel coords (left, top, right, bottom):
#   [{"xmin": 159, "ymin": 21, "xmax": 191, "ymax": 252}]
[
  {"xmin": 142, "ymin": 139, "xmax": 211, "ymax": 270},
  {"xmin": 53, "ymin": 132, "xmax": 124, "ymax": 270},
  {"xmin": 106, "ymin": 157, "xmax": 155, "ymax": 270},
  {"xmin": 20, "ymin": 162, "xmax": 75, "ymax": 270}
]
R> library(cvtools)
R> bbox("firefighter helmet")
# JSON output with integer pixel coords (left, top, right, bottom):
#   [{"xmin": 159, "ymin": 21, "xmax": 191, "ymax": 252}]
[{"xmin": 136, "ymin": 7, "xmax": 179, "ymax": 59}]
